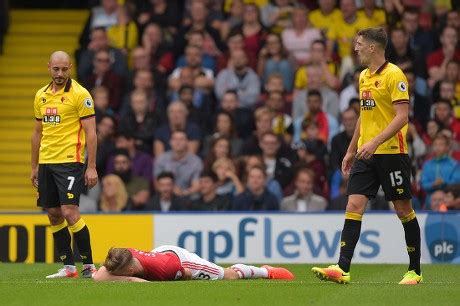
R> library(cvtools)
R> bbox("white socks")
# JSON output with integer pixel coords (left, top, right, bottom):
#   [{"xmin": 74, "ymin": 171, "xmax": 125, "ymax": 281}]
[
  {"xmin": 230, "ymin": 264, "xmax": 269, "ymax": 279},
  {"xmin": 64, "ymin": 265, "xmax": 77, "ymax": 272}
]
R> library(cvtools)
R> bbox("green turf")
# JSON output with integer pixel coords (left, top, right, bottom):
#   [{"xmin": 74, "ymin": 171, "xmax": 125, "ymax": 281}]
[{"xmin": 0, "ymin": 263, "xmax": 458, "ymax": 306}]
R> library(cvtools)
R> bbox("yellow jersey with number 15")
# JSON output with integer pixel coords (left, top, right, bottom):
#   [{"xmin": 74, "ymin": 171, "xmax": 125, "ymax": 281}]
[
  {"xmin": 34, "ymin": 78, "xmax": 95, "ymax": 164},
  {"xmin": 358, "ymin": 62, "xmax": 409, "ymax": 154}
]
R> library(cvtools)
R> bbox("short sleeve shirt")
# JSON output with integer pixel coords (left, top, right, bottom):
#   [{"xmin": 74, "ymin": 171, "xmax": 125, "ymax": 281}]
[
  {"xmin": 34, "ymin": 79, "xmax": 95, "ymax": 163},
  {"xmin": 358, "ymin": 62, "xmax": 410, "ymax": 154}
]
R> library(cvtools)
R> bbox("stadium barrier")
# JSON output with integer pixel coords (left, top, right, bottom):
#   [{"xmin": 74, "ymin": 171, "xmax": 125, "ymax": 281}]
[{"xmin": 0, "ymin": 212, "xmax": 458, "ymax": 264}]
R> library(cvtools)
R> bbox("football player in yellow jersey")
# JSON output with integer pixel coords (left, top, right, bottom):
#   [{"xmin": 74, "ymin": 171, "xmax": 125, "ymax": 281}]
[
  {"xmin": 31, "ymin": 51, "xmax": 98, "ymax": 279},
  {"xmin": 312, "ymin": 28, "xmax": 422, "ymax": 285}
]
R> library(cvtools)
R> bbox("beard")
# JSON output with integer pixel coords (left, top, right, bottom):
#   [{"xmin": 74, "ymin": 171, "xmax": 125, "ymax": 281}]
[
  {"xmin": 115, "ymin": 169, "xmax": 132, "ymax": 183},
  {"xmin": 53, "ymin": 76, "xmax": 66, "ymax": 85}
]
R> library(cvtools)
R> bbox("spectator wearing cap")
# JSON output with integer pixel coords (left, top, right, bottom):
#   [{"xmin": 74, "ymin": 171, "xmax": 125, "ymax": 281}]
[
  {"xmin": 144, "ymin": 172, "xmax": 184, "ymax": 212},
  {"xmin": 154, "ymin": 130, "xmax": 203, "ymax": 197},
  {"xmin": 184, "ymin": 171, "xmax": 231, "ymax": 211},
  {"xmin": 232, "ymin": 166, "xmax": 279, "ymax": 211},
  {"xmin": 112, "ymin": 149, "xmax": 151, "ymax": 210},
  {"xmin": 281, "ymin": 168, "xmax": 327, "ymax": 212}
]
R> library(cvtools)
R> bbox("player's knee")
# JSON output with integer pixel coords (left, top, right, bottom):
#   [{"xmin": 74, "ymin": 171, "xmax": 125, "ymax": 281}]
[
  {"xmin": 393, "ymin": 200, "xmax": 413, "ymax": 218},
  {"xmin": 223, "ymin": 268, "xmax": 240, "ymax": 280},
  {"xmin": 61, "ymin": 205, "xmax": 80, "ymax": 224},
  {"xmin": 47, "ymin": 208, "xmax": 64, "ymax": 225}
]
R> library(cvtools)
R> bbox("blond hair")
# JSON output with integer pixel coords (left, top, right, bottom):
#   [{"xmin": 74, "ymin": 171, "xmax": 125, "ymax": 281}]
[
  {"xmin": 212, "ymin": 157, "xmax": 236, "ymax": 172},
  {"xmin": 100, "ymin": 174, "xmax": 128, "ymax": 212},
  {"xmin": 104, "ymin": 247, "xmax": 133, "ymax": 272}
]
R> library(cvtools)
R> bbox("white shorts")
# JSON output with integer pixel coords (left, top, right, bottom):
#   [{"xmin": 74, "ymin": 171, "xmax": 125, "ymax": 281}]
[{"xmin": 152, "ymin": 245, "xmax": 225, "ymax": 280}]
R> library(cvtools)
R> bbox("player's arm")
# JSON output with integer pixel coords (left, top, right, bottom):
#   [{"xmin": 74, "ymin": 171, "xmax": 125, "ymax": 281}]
[
  {"xmin": 356, "ymin": 102, "xmax": 409, "ymax": 160},
  {"xmin": 81, "ymin": 116, "xmax": 98, "ymax": 188},
  {"xmin": 342, "ymin": 117, "xmax": 360, "ymax": 175},
  {"xmin": 92, "ymin": 266, "xmax": 149, "ymax": 282},
  {"xmin": 30, "ymin": 119, "xmax": 42, "ymax": 188}
]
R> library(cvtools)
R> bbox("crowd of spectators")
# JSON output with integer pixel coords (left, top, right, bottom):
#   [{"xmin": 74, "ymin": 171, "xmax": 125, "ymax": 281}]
[{"xmin": 77, "ymin": 0, "xmax": 460, "ymax": 213}]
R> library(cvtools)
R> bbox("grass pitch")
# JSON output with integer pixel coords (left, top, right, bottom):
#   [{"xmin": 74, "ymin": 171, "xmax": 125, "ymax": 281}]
[{"xmin": 0, "ymin": 263, "xmax": 458, "ymax": 306}]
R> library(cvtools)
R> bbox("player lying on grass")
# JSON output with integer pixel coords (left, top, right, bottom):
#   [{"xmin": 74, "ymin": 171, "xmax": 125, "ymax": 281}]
[{"xmin": 93, "ymin": 245, "xmax": 295, "ymax": 282}]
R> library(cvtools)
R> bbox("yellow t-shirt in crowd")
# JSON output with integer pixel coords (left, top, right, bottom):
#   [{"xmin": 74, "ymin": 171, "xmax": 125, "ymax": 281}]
[
  {"xmin": 224, "ymin": 0, "xmax": 268, "ymax": 12},
  {"xmin": 358, "ymin": 62, "xmax": 410, "ymax": 154},
  {"xmin": 34, "ymin": 79, "xmax": 95, "ymax": 164},
  {"xmin": 294, "ymin": 63, "xmax": 337, "ymax": 89},
  {"xmin": 357, "ymin": 8, "xmax": 386, "ymax": 28},
  {"xmin": 309, "ymin": 8, "xmax": 342, "ymax": 37},
  {"xmin": 327, "ymin": 14, "xmax": 371, "ymax": 58}
]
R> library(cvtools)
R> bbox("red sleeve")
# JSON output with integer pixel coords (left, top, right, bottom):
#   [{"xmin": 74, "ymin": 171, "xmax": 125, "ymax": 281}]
[
  {"xmin": 426, "ymin": 50, "xmax": 443, "ymax": 70},
  {"xmin": 158, "ymin": 52, "xmax": 174, "ymax": 74}
]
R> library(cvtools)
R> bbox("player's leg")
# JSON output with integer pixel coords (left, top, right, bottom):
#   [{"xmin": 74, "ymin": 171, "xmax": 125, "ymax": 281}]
[
  {"xmin": 229, "ymin": 264, "xmax": 295, "ymax": 280},
  {"xmin": 376, "ymin": 155, "xmax": 421, "ymax": 284},
  {"xmin": 394, "ymin": 199, "xmax": 422, "ymax": 284},
  {"xmin": 38, "ymin": 164, "xmax": 77, "ymax": 278},
  {"xmin": 54, "ymin": 163, "xmax": 96, "ymax": 277},
  {"xmin": 312, "ymin": 158, "xmax": 379, "ymax": 284},
  {"xmin": 154, "ymin": 245, "xmax": 225, "ymax": 280}
]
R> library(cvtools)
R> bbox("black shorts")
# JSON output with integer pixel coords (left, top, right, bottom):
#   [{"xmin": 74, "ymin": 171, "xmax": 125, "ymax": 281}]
[
  {"xmin": 347, "ymin": 154, "xmax": 412, "ymax": 201},
  {"xmin": 37, "ymin": 163, "xmax": 85, "ymax": 208}
]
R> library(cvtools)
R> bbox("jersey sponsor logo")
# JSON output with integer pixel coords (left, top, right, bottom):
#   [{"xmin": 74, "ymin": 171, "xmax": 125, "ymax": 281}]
[
  {"xmin": 43, "ymin": 107, "xmax": 61, "ymax": 124},
  {"xmin": 360, "ymin": 90, "xmax": 376, "ymax": 111},
  {"xmin": 61, "ymin": 96, "xmax": 66, "ymax": 103},
  {"xmin": 397, "ymin": 81, "xmax": 407, "ymax": 92},
  {"xmin": 41, "ymin": 97, "xmax": 46, "ymax": 103},
  {"xmin": 84, "ymin": 98, "xmax": 93, "ymax": 108},
  {"xmin": 374, "ymin": 80, "xmax": 381, "ymax": 87}
]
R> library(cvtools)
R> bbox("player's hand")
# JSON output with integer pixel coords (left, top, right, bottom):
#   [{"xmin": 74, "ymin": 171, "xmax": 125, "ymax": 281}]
[
  {"xmin": 355, "ymin": 140, "xmax": 379, "ymax": 160},
  {"xmin": 85, "ymin": 167, "xmax": 98, "ymax": 189},
  {"xmin": 30, "ymin": 167, "xmax": 39, "ymax": 188},
  {"xmin": 341, "ymin": 152, "xmax": 355, "ymax": 175}
]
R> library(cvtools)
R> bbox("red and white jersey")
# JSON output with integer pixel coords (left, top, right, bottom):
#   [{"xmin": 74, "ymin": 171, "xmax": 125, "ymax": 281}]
[
  {"xmin": 128, "ymin": 248, "xmax": 184, "ymax": 281},
  {"xmin": 153, "ymin": 245, "xmax": 224, "ymax": 280}
]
